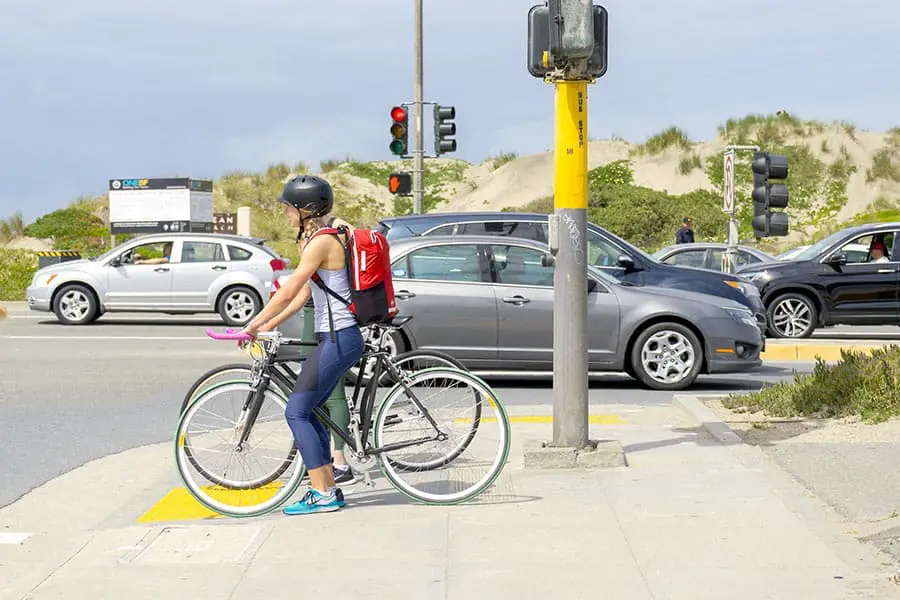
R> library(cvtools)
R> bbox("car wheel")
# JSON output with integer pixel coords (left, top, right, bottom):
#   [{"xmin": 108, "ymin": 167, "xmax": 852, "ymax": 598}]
[
  {"xmin": 766, "ymin": 292, "xmax": 817, "ymax": 339},
  {"xmin": 629, "ymin": 322, "xmax": 703, "ymax": 391},
  {"xmin": 345, "ymin": 327, "xmax": 405, "ymax": 386},
  {"xmin": 53, "ymin": 284, "xmax": 99, "ymax": 325},
  {"xmin": 217, "ymin": 286, "xmax": 261, "ymax": 327}
]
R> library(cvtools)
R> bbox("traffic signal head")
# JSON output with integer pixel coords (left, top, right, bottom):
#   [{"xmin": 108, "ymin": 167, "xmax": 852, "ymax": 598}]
[
  {"xmin": 434, "ymin": 105, "xmax": 457, "ymax": 156},
  {"xmin": 751, "ymin": 151, "xmax": 790, "ymax": 237},
  {"xmin": 389, "ymin": 106, "xmax": 409, "ymax": 156},
  {"xmin": 388, "ymin": 172, "xmax": 411, "ymax": 195}
]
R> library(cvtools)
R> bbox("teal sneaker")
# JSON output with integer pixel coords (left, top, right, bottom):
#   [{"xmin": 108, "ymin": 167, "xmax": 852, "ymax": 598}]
[{"xmin": 282, "ymin": 488, "xmax": 342, "ymax": 516}]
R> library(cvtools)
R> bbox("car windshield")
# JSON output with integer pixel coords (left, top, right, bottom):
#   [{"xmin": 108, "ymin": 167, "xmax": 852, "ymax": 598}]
[
  {"xmin": 791, "ymin": 229, "xmax": 857, "ymax": 261},
  {"xmin": 590, "ymin": 226, "xmax": 658, "ymax": 263}
]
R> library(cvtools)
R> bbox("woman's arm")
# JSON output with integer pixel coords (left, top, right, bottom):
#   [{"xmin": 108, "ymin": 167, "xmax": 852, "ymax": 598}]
[{"xmin": 260, "ymin": 284, "xmax": 312, "ymax": 332}]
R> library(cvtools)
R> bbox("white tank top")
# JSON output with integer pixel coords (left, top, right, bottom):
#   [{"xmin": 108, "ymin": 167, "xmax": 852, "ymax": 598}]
[{"xmin": 310, "ymin": 267, "xmax": 357, "ymax": 333}]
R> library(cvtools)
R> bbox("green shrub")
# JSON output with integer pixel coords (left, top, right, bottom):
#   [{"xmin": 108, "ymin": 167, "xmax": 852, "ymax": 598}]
[
  {"xmin": 678, "ymin": 153, "xmax": 702, "ymax": 175},
  {"xmin": 24, "ymin": 207, "xmax": 109, "ymax": 256},
  {"xmin": 632, "ymin": 127, "xmax": 691, "ymax": 156},
  {"xmin": 723, "ymin": 346, "xmax": 900, "ymax": 423},
  {"xmin": 0, "ymin": 249, "xmax": 38, "ymax": 301}
]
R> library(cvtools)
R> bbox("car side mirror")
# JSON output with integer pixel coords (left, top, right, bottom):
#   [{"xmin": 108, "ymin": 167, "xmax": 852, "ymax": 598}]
[
  {"xmin": 616, "ymin": 254, "xmax": 636, "ymax": 271},
  {"xmin": 541, "ymin": 254, "xmax": 556, "ymax": 267},
  {"xmin": 109, "ymin": 256, "xmax": 121, "ymax": 267},
  {"xmin": 587, "ymin": 278, "xmax": 598, "ymax": 293},
  {"xmin": 827, "ymin": 252, "xmax": 848, "ymax": 267}
]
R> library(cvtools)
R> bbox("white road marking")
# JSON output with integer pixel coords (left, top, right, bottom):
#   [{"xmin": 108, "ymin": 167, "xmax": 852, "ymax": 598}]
[
  {"xmin": 1, "ymin": 336, "xmax": 208, "ymax": 341},
  {"xmin": 0, "ymin": 532, "xmax": 32, "ymax": 545}
]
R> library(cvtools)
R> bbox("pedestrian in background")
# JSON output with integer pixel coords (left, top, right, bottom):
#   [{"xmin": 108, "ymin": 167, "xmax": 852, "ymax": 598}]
[
  {"xmin": 0, "ymin": 304, "xmax": 7, "ymax": 320},
  {"xmin": 676, "ymin": 217, "xmax": 695, "ymax": 244}
]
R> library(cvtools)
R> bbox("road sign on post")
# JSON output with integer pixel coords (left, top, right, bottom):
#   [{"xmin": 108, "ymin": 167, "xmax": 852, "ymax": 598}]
[{"xmin": 723, "ymin": 150, "xmax": 735, "ymax": 213}]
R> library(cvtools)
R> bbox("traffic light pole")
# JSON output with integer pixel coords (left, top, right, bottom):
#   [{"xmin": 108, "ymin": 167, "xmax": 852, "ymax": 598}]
[
  {"xmin": 552, "ymin": 79, "xmax": 589, "ymax": 449},
  {"xmin": 412, "ymin": 0, "xmax": 425, "ymax": 214}
]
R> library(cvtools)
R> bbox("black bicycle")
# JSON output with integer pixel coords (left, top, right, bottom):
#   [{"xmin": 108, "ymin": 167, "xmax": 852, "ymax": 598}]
[{"xmin": 174, "ymin": 315, "xmax": 511, "ymax": 517}]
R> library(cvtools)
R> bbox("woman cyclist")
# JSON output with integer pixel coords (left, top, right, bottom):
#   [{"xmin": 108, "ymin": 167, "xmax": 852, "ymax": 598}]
[{"xmin": 241, "ymin": 175, "xmax": 364, "ymax": 515}]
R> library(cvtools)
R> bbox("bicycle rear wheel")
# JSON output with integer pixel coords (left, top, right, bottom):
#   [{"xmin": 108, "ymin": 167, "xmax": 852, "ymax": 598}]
[
  {"xmin": 175, "ymin": 380, "xmax": 305, "ymax": 517},
  {"xmin": 373, "ymin": 367, "xmax": 510, "ymax": 505}
]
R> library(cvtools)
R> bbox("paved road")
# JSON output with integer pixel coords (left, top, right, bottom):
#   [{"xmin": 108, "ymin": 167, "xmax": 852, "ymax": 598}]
[{"xmin": 0, "ymin": 304, "xmax": 811, "ymax": 509}]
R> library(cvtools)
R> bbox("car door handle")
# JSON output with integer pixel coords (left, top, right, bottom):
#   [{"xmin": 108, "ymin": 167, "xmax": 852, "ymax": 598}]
[
  {"xmin": 877, "ymin": 268, "xmax": 898, "ymax": 273},
  {"xmin": 502, "ymin": 295, "xmax": 530, "ymax": 305},
  {"xmin": 154, "ymin": 267, "xmax": 170, "ymax": 273},
  {"xmin": 211, "ymin": 265, "xmax": 227, "ymax": 271},
  {"xmin": 395, "ymin": 290, "xmax": 416, "ymax": 300}
]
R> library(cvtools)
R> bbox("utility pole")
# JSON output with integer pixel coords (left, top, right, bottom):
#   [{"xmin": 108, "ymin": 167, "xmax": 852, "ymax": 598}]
[
  {"xmin": 412, "ymin": 0, "xmax": 425, "ymax": 214},
  {"xmin": 528, "ymin": 1, "xmax": 608, "ymax": 449}
]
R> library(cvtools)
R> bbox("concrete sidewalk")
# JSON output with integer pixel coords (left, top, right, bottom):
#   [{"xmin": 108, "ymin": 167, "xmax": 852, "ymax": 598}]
[{"xmin": 1, "ymin": 403, "xmax": 898, "ymax": 599}]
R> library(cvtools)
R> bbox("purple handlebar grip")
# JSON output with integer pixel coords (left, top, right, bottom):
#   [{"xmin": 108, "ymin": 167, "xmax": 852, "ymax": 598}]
[{"xmin": 206, "ymin": 328, "xmax": 253, "ymax": 341}]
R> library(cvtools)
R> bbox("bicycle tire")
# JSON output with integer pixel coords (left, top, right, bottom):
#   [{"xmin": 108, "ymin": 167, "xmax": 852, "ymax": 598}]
[
  {"xmin": 378, "ymin": 349, "xmax": 467, "ymax": 386},
  {"xmin": 181, "ymin": 379, "xmax": 300, "ymax": 490},
  {"xmin": 175, "ymin": 380, "xmax": 306, "ymax": 517},
  {"xmin": 373, "ymin": 367, "xmax": 510, "ymax": 506}
]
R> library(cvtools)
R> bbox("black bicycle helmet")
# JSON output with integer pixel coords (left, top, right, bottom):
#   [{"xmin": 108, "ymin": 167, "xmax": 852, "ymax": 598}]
[{"xmin": 278, "ymin": 175, "xmax": 333, "ymax": 217}]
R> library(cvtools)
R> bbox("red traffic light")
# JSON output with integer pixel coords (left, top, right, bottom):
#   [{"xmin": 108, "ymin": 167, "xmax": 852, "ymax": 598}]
[{"xmin": 391, "ymin": 106, "xmax": 407, "ymax": 122}]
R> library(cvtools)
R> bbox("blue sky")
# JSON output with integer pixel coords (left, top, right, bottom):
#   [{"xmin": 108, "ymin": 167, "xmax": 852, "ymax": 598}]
[{"xmin": 2, "ymin": 0, "xmax": 897, "ymax": 221}]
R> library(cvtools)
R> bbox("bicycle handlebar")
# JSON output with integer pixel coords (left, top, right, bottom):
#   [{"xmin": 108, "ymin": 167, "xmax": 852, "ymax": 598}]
[{"xmin": 206, "ymin": 328, "xmax": 254, "ymax": 341}]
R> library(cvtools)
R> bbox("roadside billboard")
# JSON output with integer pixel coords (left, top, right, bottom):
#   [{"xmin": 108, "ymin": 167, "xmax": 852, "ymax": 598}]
[{"xmin": 108, "ymin": 178, "xmax": 214, "ymax": 235}]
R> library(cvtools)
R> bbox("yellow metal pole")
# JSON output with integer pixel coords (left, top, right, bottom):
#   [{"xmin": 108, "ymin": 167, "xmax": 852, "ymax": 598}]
[
  {"xmin": 553, "ymin": 80, "xmax": 589, "ymax": 210},
  {"xmin": 552, "ymin": 78, "xmax": 590, "ymax": 449}
]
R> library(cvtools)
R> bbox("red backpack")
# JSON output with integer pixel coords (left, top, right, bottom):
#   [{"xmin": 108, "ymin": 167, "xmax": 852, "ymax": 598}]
[{"xmin": 309, "ymin": 225, "xmax": 398, "ymax": 334}]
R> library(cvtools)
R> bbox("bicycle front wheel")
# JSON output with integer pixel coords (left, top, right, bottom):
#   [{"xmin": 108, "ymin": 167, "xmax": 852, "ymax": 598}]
[
  {"xmin": 373, "ymin": 367, "xmax": 510, "ymax": 505},
  {"xmin": 175, "ymin": 381, "xmax": 305, "ymax": 518}
]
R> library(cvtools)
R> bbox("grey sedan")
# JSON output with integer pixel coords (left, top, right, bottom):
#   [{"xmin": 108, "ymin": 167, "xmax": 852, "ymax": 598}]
[
  {"xmin": 375, "ymin": 235, "xmax": 762, "ymax": 390},
  {"xmin": 25, "ymin": 233, "xmax": 290, "ymax": 326},
  {"xmin": 652, "ymin": 243, "xmax": 775, "ymax": 272}
]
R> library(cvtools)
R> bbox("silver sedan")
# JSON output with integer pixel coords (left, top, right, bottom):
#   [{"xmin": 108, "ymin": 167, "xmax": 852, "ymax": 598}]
[{"xmin": 374, "ymin": 235, "xmax": 763, "ymax": 390}]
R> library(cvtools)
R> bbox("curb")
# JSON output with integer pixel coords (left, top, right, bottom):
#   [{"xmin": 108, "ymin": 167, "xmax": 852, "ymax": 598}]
[
  {"xmin": 761, "ymin": 342, "xmax": 896, "ymax": 362},
  {"xmin": 672, "ymin": 394, "xmax": 744, "ymax": 445}
]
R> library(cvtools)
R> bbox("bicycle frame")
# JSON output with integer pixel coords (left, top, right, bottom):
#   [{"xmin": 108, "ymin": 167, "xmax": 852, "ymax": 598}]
[{"xmin": 234, "ymin": 324, "xmax": 448, "ymax": 459}]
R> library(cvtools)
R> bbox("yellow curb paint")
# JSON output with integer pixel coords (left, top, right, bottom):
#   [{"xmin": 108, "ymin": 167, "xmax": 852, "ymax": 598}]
[
  {"xmin": 454, "ymin": 414, "xmax": 626, "ymax": 425},
  {"xmin": 137, "ymin": 482, "xmax": 285, "ymax": 524},
  {"xmin": 761, "ymin": 343, "xmax": 893, "ymax": 362}
]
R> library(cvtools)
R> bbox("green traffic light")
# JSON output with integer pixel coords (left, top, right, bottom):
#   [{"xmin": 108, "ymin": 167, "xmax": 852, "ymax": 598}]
[{"xmin": 390, "ymin": 140, "xmax": 406, "ymax": 155}]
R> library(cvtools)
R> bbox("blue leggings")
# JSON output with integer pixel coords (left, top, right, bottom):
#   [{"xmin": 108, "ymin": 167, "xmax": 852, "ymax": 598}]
[{"xmin": 284, "ymin": 326, "xmax": 365, "ymax": 470}]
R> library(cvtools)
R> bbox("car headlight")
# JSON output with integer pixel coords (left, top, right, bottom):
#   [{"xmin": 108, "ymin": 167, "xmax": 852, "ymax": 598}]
[{"xmin": 723, "ymin": 307, "xmax": 758, "ymax": 328}]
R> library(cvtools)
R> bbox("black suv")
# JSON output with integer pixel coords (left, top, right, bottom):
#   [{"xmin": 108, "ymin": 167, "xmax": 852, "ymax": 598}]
[
  {"xmin": 737, "ymin": 222, "xmax": 900, "ymax": 338},
  {"xmin": 375, "ymin": 212, "xmax": 767, "ymax": 335}
]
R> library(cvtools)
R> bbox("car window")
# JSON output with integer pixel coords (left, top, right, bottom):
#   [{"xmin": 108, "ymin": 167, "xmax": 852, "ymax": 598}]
[
  {"xmin": 426, "ymin": 224, "xmax": 457, "ymax": 236},
  {"xmin": 836, "ymin": 233, "xmax": 895, "ymax": 264},
  {"xmin": 666, "ymin": 249, "xmax": 707, "ymax": 268},
  {"xmin": 395, "ymin": 244, "xmax": 483, "ymax": 282},
  {"xmin": 709, "ymin": 248, "xmax": 759, "ymax": 270},
  {"xmin": 459, "ymin": 221, "xmax": 546, "ymax": 241},
  {"xmin": 124, "ymin": 241, "xmax": 173, "ymax": 264},
  {"xmin": 181, "ymin": 241, "xmax": 225, "ymax": 263},
  {"xmin": 491, "ymin": 245, "xmax": 554, "ymax": 287},
  {"xmin": 228, "ymin": 245, "xmax": 253, "ymax": 261},
  {"xmin": 587, "ymin": 229, "xmax": 625, "ymax": 267}
]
